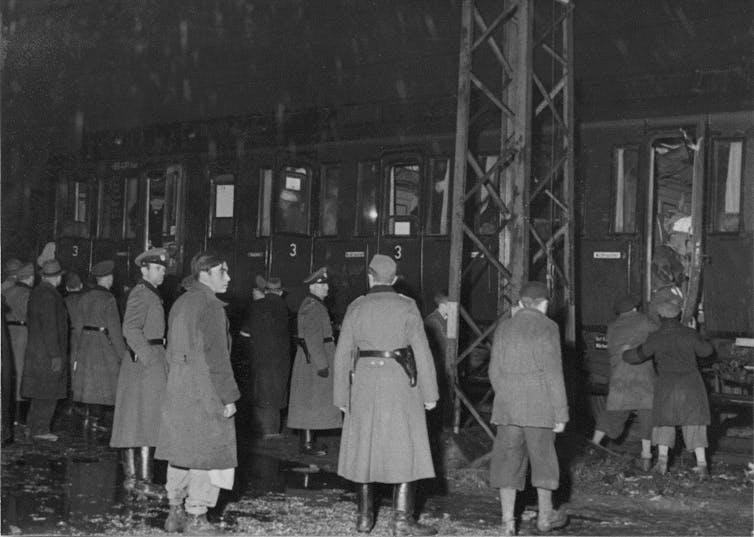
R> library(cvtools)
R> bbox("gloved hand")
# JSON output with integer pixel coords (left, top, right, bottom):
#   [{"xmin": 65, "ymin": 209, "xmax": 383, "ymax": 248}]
[
  {"xmin": 51, "ymin": 357, "xmax": 62, "ymax": 373},
  {"xmin": 317, "ymin": 367, "xmax": 329, "ymax": 378}
]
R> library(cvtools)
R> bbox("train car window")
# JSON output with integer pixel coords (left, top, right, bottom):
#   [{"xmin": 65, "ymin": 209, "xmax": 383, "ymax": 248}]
[
  {"xmin": 98, "ymin": 177, "xmax": 125, "ymax": 239},
  {"xmin": 210, "ymin": 173, "xmax": 235, "ymax": 237},
  {"xmin": 385, "ymin": 162, "xmax": 420, "ymax": 236},
  {"xmin": 320, "ymin": 164, "xmax": 340, "ymax": 236},
  {"xmin": 613, "ymin": 147, "xmax": 639, "ymax": 233},
  {"xmin": 356, "ymin": 161, "xmax": 378, "ymax": 236},
  {"xmin": 711, "ymin": 139, "xmax": 743, "ymax": 232},
  {"xmin": 124, "ymin": 177, "xmax": 139, "ymax": 239},
  {"xmin": 59, "ymin": 178, "xmax": 92, "ymax": 237},
  {"xmin": 426, "ymin": 158, "xmax": 450, "ymax": 235},
  {"xmin": 258, "ymin": 168, "xmax": 273, "ymax": 237},
  {"xmin": 145, "ymin": 166, "xmax": 182, "ymax": 248},
  {"xmin": 72, "ymin": 181, "xmax": 89, "ymax": 223},
  {"xmin": 274, "ymin": 166, "xmax": 310, "ymax": 235}
]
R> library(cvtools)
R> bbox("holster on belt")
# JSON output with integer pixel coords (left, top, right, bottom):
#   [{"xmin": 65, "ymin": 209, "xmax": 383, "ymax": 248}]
[{"xmin": 295, "ymin": 337, "xmax": 311, "ymax": 364}]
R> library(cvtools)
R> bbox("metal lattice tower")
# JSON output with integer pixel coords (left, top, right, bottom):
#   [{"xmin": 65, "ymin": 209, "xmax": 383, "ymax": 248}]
[{"xmin": 447, "ymin": 0, "xmax": 575, "ymax": 434}]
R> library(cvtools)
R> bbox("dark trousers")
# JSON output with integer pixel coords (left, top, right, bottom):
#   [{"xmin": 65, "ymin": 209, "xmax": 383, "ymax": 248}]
[
  {"xmin": 251, "ymin": 406, "xmax": 280, "ymax": 435},
  {"xmin": 27, "ymin": 398, "xmax": 58, "ymax": 435}
]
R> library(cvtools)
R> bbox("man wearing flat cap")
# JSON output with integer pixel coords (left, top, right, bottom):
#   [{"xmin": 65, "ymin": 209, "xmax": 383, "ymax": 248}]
[
  {"xmin": 334, "ymin": 254, "xmax": 439, "ymax": 535},
  {"xmin": 21, "ymin": 259, "xmax": 68, "ymax": 441},
  {"xmin": 239, "ymin": 275, "xmax": 291, "ymax": 438},
  {"xmin": 111, "ymin": 248, "xmax": 170, "ymax": 501},
  {"xmin": 4, "ymin": 262, "xmax": 35, "ymax": 423},
  {"xmin": 71, "ymin": 260, "xmax": 127, "ymax": 432},
  {"xmin": 488, "ymin": 281, "xmax": 568, "ymax": 535},
  {"xmin": 288, "ymin": 267, "xmax": 342, "ymax": 456},
  {"xmin": 591, "ymin": 295, "xmax": 658, "ymax": 471},
  {"xmin": 623, "ymin": 299, "xmax": 715, "ymax": 480}
]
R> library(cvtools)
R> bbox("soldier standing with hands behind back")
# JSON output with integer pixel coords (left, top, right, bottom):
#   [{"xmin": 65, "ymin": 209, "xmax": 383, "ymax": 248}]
[
  {"xmin": 110, "ymin": 248, "xmax": 170, "ymax": 500},
  {"xmin": 334, "ymin": 254, "xmax": 439, "ymax": 536}
]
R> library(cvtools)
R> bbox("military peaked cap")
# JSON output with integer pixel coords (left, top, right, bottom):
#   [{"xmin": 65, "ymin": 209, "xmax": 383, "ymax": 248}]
[
  {"xmin": 41, "ymin": 259, "xmax": 63, "ymax": 277},
  {"xmin": 92, "ymin": 260, "xmax": 115, "ymax": 278},
  {"xmin": 3, "ymin": 258, "xmax": 22, "ymax": 278},
  {"xmin": 304, "ymin": 267, "xmax": 329, "ymax": 285},
  {"xmin": 16, "ymin": 263, "xmax": 34, "ymax": 280},
  {"xmin": 135, "ymin": 248, "xmax": 169, "ymax": 267}
]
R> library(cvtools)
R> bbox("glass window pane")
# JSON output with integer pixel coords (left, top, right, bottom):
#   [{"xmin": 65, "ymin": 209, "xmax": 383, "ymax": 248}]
[
  {"xmin": 385, "ymin": 162, "xmax": 420, "ymax": 236},
  {"xmin": 258, "ymin": 168, "xmax": 272, "ymax": 237},
  {"xmin": 274, "ymin": 166, "xmax": 310, "ymax": 234},
  {"xmin": 712, "ymin": 140, "xmax": 743, "ymax": 232},
  {"xmin": 165, "ymin": 166, "xmax": 181, "ymax": 239},
  {"xmin": 73, "ymin": 181, "xmax": 88, "ymax": 223},
  {"xmin": 125, "ymin": 177, "xmax": 139, "ymax": 239},
  {"xmin": 320, "ymin": 165, "xmax": 340, "ymax": 236},
  {"xmin": 98, "ymin": 177, "xmax": 124, "ymax": 239},
  {"xmin": 357, "ymin": 161, "xmax": 378, "ymax": 236},
  {"xmin": 426, "ymin": 158, "xmax": 450, "ymax": 235},
  {"xmin": 211, "ymin": 173, "xmax": 234, "ymax": 237},
  {"xmin": 614, "ymin": 147, "xmax": 639, "ymax": 233},
  {"xmin": 147, "ymin": 171, "xmax": 167, "ymax": 248}
]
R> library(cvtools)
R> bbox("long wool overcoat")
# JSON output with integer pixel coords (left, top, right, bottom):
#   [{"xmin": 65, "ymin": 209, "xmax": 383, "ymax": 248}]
[
  {"xmin": 71, "ymin": 286, "xmax": 127, "ymax": 405},
  {"xmin": 638, "ymin": 318, "xmax": 714, "ymax": 426},
  {"xmin": 110, "ymin": 280, "xmax": 167, "ymax": 447},
  {"xmin": 64, "ymin": 290, "xmax": 85, "ymax": 368},
  {"xmin": 241, "ymin": 293, "xmax": 291, "ymax": 409},
  {"xmin": 21, "ymin": 280, "xmax": 68, "ymax": 400},
  {"xmin": 489, "ymin": 307, "xmax": 569, "ymax": 428},
  {"xmin": 4, "ymin": 282, "xmax": 31, "ymax": 400},
  {"xmin": 333, "ymin": 285, "xmax": 439, "ymax": 484},
  {"xmin": 287, "ymin": 294, "xmax": 342, "ymax": 430},
  {"xmin": 605, "ymin": 310, "xmax": 658, "ymax": 411},
  {"xmin": 155, "ymin": 282, "xmax": 240, "ymax": 470}
]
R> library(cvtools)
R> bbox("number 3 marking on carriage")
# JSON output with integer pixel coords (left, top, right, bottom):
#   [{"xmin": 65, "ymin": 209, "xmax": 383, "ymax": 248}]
[
  {"xmin": 289, "ymin": 243, "xmax": 297, "ymax": 257},
  {"xmin": 393, "ymin": 244, "xmax": 402, "ymax": 259},
  {"xmin": 72, "ymin": 245, "xmax": 79, "ymax": 257}
]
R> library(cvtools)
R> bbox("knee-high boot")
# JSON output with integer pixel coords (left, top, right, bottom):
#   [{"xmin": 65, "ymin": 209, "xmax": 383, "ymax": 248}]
[
  {"xmin": 136, "ymin": 446, "xmax": 166, "ymax": 500},
  {"xmin": 122, "ymin": 448, "xmax": 137, "ymax": 491},
  {"xmin": 356, "ymin": 483, "xmax": 375, "ymax": 533},
  {"xmin": 390, "ymin": 482, "xmax": 437, "ymax": 537}
]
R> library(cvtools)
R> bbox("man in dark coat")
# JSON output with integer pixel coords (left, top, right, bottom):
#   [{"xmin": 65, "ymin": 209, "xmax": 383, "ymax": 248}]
[
  {"xmin": 288, "ymin": 267, "xmax": 342, "ymax": 456},
  {"xmin": 2, "ymin": 296, "xmax": 15, "ymax": 445},
  {"xmin": 623, "ymin": 300, "xmax": 714, "ymax": 480},
  {"xmin": 423, "ymin": 290, "xmax": 452, "ymax": 428},
  {"xmin": 111, "ymin": 248, "xmax": 170, "ymax": 501},
  {"xmin": 71, "ymin": 260, "xmax": 127, "ymax": 429},
  {"xmin": 334, "ymin": 255, "xmax": 439, "ymax": 536},
  {"xmin": 4, "ymin": 262, "xmax": 34, "ymax": 424},
  {"xmin": 489, "ymin": 281, "xmax": 569, "ymax": 536},
  {"xmin": 156, "ymin": 251, "xmax": 240, "ymax": 534},
  {"xmin": 591, "ymin": 295, "xmax": 658, "ymax": 470},
  {"xmin": 239, "ymin": 275, "xmax": 291, "ymax": 437},
  {"xmin": 21, "ymin": 259, "xmax": 68, "ymax": 442}
]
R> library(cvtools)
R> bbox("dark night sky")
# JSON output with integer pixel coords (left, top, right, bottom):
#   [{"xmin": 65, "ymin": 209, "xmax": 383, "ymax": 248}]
[{"xmin": 1, "ymin": 0, "xmax": 752, "ymax": 155}]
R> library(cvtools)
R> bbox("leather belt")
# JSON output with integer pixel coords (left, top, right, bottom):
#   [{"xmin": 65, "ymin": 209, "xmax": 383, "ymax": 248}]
[
  {"xmin": 147, "ymin": 338, "xmax": 166, "ymax": 346},
  {"xmin": 83, "ymin": 326, "xmax": 107, "ymax": 332},
  {"xmin": 358, "ymin": 350, "xmax": 400, "ymax": 359},
  {"xmin": 6, "ymin": 320, "xmax": 27, "ymax": 326},
  {"xmin": 323, "ymin": 336, "xmax": 334, "ymax": 343}
]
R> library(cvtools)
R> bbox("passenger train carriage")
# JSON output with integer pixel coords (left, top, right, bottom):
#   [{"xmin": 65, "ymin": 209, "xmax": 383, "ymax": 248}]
[{"xmin": 50, "ymin": 109, "xmax": 753, "ymax": 386}]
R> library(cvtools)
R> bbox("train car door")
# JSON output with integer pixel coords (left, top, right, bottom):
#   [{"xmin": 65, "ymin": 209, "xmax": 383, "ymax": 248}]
[
  {"xmin": 422, "ymin": 156, "xmax": 452, "ymax": 316},
  {"xmin": 701, "ymin": 113, "xmax": 752, "ymax": 336},
  {"xmin": 55, "ymin": 169, "xmax": 95, "ymax": 278},
  {"xmin": 206, "ymin": 162, "xmax": 241, "ymax": 310},
  {"xmin": 270, "ymin": 158, "xmax": 315, "ymax": 312},
  {"xmin": 379, "ymin": 152, "xmax": 423, "ymax": 308},
  {"xmin": 312, "ymin": 160, "xmax": 376, "ymax": 325},
  {"xmin": 645, "ymin": 123, "xmax": 704, "ymax": 324}
]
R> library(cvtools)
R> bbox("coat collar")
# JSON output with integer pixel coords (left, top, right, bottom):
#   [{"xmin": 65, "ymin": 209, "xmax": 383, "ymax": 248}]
[
  {"xmin": 193, "ymin": 280, "xmax": 227, "ymax": 306},
  {"xmin": 368, "ymin": 284, "xmax": 395, "ymax": 295},
  {"xmin": 306, "ymin": 292, "xmax": 326, "ymax": 305},
  {"xmin": 140, "ymin": 278, "xmax": 161, "ymax": 298}
]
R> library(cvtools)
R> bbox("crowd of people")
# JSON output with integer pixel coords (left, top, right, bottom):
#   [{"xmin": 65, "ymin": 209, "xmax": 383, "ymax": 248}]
[{"xmin": 0, "ymin": 246, "xmax": 717, "ymax": 536}]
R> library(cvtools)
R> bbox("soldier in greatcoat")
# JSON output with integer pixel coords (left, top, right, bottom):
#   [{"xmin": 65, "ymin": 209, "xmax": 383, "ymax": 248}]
[
  {"xmin": 287, "ymin": 267, "xmax": 342, "ymax": 456},
  {"xmin": 4, "ymin": 262, "xmax": 35, "ymax": 424},
  {"xmin": 21, "ymin": 259, "xmax": 68, "ymax": 442},
  {"xmin": 488, "ymin": 281, "xmax": 568, "ymax": 536},
  {"xmin": 239, "ymin": 275, "xmax": 291, "ymax": 437},
  {"xmin": 591, "ymin": 295, "xmax": 658, "ymax": 470},
  {"xmin": 156, "ymin": 251, "xmax": 240, "ymax": 534},
  {"xmin": 623, "ymin": 300, "xmax": 715, "ymax": 480},
  {"xmin": 110, "ymin": 248, "xmax": 170, "ymax": 500},
  {"xmin": 334, "ymin": 255, "xmax": 439, "ymax": 536},
  {"xmin": 71, "ymin": 260, "xmax": 127, "ymax": 429}
]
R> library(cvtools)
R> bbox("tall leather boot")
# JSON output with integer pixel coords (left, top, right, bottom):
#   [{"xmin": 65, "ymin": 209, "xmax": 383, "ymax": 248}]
[
  {"xmin": 390, "ymin": 482, "xmax": 437, "ymax": 536},
  {"xmin": 300, "ymin": 430, "xmax": 327, "ymax": 456},
  {"xmin": 356, "ymin": 483, "xmax": 375, "ymax": 533},
  {"xmin": 136, "ymin": 446, "xmax": 166, "ymax": 500},
  {"xmin": 122, "ymin": 448, "xmax": 137, "ymax": 491}
]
